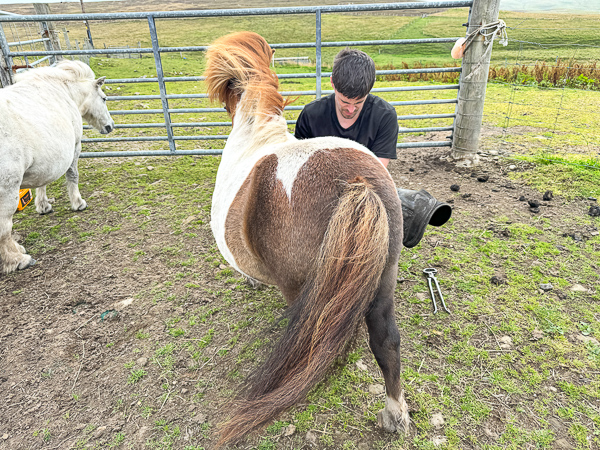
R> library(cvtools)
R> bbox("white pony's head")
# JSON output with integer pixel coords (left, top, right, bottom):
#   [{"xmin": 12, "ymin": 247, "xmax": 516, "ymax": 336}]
[
  {"xmin": 81, "ymin": 74, "xmax": 115, "ymax": 135},
  {"xmin": 19, "ymin": 60, "xmax": 115, "ymax": 134},
  {"xmin": 58, "ymin": 61, "xmax": 115, "ymax": 135}
]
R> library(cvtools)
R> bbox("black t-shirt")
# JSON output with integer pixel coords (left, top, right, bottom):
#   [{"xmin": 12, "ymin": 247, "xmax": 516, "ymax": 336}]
[{"xmin": 294, "ymin": 93, "xmax": 399, "ymax": 159}]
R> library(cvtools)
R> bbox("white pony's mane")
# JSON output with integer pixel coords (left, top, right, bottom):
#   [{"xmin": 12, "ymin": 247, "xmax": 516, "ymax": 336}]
[{"xmin": 15, "ymin": 60, "xmax": 95, "ymax": 84}]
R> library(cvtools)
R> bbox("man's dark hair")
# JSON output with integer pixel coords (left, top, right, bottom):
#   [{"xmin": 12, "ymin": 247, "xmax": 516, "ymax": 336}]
[{"xmin": 331, "ymin": 48, "xmax": 376, "ymax": 99}]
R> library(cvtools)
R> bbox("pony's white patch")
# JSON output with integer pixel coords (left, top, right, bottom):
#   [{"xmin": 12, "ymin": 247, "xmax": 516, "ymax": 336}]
[
  {"xmin": 210, "ymin": 121, "xmax": 284, "ymax": 276},
  {"xmin": 275, "ymin": 136, "xmax": 375, "ymax": 199}
]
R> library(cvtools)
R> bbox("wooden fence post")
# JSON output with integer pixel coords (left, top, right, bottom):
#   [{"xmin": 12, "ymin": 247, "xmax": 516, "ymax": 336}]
[
  {"xmin": 451, "ymin": 0, "xmax": 501, "ymax": 165},
  {"xmin": 33, "ymin": 3, "xmax": 62, "ymax": 64},
  {"xmin": 0, "ymin": 24, "xmax": 13, "ymax": 87}
]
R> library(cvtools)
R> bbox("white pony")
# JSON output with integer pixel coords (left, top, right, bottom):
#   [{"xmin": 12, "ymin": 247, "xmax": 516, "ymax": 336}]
[{"xmin": 0, "ymin": 60, "xmax": 114, "ymax": 274}]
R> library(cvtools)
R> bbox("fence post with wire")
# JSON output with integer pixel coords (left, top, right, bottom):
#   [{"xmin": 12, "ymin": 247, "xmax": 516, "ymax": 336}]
[
  {"xmin": 32, "ymin": 3, "xmax": 62, "ymax": 65},
  {"xmin": 451, "ymin": 0, "xmax": 503, "ymax": 165}
]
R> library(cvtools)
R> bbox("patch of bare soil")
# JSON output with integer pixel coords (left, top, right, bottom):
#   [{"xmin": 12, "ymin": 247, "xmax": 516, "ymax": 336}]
[{"xmin": 0, "ymin": 139, "xmax": 597, "ymax": 450}]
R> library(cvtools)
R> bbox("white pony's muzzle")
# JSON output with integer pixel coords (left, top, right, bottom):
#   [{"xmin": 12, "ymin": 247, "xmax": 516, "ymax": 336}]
[{"xmin": 101, "ymin": 121, "xmax": 115, "ymax": 134}]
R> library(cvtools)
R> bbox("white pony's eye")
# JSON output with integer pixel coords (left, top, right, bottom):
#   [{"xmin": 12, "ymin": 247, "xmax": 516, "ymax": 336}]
[{"xmin": 102, "ymin": 97, "xmax": 107, "ymax": 103}]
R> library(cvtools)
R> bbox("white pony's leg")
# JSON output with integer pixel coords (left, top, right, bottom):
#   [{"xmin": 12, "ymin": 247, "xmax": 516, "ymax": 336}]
[
  {"xmin": 65, "ymin": 149, "xmax": 87, "ymax": 212},
  {"xmin": 0, "ymin": 185, "xmax": 34, "ymax": 274},
  {"xmin": 35, "ymin": 185, "xmax": 54, "ymax": 215}
]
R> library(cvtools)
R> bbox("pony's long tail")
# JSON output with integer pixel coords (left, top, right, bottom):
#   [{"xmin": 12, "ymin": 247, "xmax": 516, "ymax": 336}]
[{"xmin": 218, "ymin": 177, "xmax": 389, "ymax": 446}]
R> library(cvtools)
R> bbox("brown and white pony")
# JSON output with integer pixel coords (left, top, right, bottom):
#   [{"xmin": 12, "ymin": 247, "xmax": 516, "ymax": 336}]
[{"xmin": 205, "ymin": 32, "xmax": 409, "ymax": 446}]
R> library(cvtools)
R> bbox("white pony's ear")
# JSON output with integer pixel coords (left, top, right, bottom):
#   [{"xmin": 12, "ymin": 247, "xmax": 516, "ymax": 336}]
[{"xmin": 96, "ymin": 76, "xmax": 106, "ymax": 87}]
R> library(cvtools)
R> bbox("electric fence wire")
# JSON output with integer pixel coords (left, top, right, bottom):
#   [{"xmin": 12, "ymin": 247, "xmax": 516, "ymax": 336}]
[{"xmin": 494, "ymin": 27, "xmax": 600, "ymax": 169}]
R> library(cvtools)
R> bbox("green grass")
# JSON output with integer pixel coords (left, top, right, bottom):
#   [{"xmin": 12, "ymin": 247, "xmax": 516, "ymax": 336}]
[{"xmin": 10, "ymin": 145, "xmax": 600, "ymax": 449}]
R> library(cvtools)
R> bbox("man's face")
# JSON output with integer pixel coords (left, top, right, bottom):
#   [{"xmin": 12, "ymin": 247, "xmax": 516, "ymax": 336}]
[{"xmin": 332, "ymin": 84, "xmax": 367, "ymax": 121}]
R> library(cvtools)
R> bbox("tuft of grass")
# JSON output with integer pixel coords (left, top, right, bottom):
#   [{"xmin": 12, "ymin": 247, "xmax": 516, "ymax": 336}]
[{"xmin": 127, "ymin": 369, "xmax": 147, "ymax": 384}]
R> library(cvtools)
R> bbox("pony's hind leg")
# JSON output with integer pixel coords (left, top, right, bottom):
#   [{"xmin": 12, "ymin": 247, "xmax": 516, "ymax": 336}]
[
  {"xmin": 366, "ymin": 264, "xmax": 410, "ymax": 434},
  {"xmin": 65, "ymin": 160, "xmax": 87, "ymax": 212},
  {"xmin": 35, "ymin": 185, "xmax": 54, "ymax": 215},
  {"xmin": 0, "ymin": 186, "xmax": 35, "ymax": 273}
]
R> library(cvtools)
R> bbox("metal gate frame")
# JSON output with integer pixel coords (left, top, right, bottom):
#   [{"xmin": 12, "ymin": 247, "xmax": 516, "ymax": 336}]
[{"xmin": 0, "ymin": 1, "xmax": 473, "ymax": 158}]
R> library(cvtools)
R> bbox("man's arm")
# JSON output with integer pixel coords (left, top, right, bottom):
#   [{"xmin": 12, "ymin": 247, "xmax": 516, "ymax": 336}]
[
  {"xmin": 370, "ymin": 105, "xmax": 399, "ymax": 162},
  {"xmin": 378, "ymin": 157, "xmax": 390, "ymax": 168},
  {"xmin": 294, "ymin": 108, "xmax": 313, "ymax": 140}
]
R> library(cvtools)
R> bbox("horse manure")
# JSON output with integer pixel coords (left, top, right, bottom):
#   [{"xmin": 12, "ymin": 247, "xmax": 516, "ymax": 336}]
[
  {"xmin": 461, "ymin": 193, "xmax": 472, "ymax": 199},
  {"xmin": 477, "ymin": 175, "xmax": 489, "ymax": 182},
  {"xmin": 530, "ymin": 207, "xmax": 540, "ymax": 214},
  {"xmin": 450, "ymin": 184, "xmax": 460, "ymax": 192},
  {"xmin": 519, "ymin": 196, "xmax": 526, "ymax": 201},
  {"xmin": 588, "ymin": 205, "xmax": 600, "ymax": 217},
  {"xmin": 491, "ymin": 275, "xmax": 507, "ymax": 285},
  {"xmin": 563, "ymin": 232, "xmax": 583, "ymax": 242},
  {"xmin": 543, "ymin": 190, "xmax": 554, "ymax": 201},
  {"xmin": 528, "ymin": 199, "xmax": 540, "ymax": 208}
]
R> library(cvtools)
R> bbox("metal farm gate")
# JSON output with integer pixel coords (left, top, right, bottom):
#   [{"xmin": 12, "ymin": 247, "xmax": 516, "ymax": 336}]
[{"xmin": 0, "ymin": 1, "xmax": 501, "ymax": 163}]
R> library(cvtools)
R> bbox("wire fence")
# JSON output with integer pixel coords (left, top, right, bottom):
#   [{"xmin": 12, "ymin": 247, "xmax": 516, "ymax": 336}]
[
  {"xmin": 481, "ymin": 10, "xmax": 600, "ymax": 169},
  {"xmin": 0, "ymin": 18, "xmax": 92, "ymax": 68}
]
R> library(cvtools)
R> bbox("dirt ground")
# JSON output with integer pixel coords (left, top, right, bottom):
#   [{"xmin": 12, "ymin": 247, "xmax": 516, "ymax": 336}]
[{"xmin": 0, "ymin": 130, "xmax": 598, "ymax": 450}]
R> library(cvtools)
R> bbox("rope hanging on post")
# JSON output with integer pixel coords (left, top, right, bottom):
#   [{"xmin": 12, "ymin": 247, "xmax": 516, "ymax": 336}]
[
  {"xmin": 452, "ymin": 19, "xmax": 508, "ymax": 58},
  {"xmin": 452, "ymin": 20, "xmax": 508, "ymax": 82}
]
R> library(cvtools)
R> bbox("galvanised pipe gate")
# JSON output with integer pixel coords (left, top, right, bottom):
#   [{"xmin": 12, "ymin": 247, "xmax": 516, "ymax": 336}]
[{"xmin": 0, "ymin": 1, "xmax": 473, "ymax": 158}]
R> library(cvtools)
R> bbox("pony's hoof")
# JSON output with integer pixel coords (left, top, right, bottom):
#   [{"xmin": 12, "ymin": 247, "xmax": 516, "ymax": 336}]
[
  {"xmin": 244, "ymin": 276, "xmax": 265, "ymax": 289},
  {"xmin": 17, "ymin": 257, "xmax": 36, "ymax": 271},
  {"xmin": 377, "ymin": 409, "xmax": 409, "ymax": 433},
  {"xmin": 377, "ymin": 393, "xmax": 410, "ymax": 434},
  {"xmin": 38, "ymin": 207, "xmax": 54, "ymax": 215},
  {"xmin": 72, "ymin": 200, "xmax": 87, "ymax": 211}
]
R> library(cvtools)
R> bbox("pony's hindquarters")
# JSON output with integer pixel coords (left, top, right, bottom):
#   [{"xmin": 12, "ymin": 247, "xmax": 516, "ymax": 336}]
[{"xmin": 217, "ymin": 171, "xmax": 404, "ymax": 445}]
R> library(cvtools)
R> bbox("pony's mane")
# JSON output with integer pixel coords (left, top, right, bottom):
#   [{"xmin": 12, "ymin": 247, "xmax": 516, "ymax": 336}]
[
  {"xmin": 205, "ymin": 31, "xmax": 291, "ymax": 121},
  {"xmin": 15, "ymin": 60, "xmax": 95, "ymax": 84}
]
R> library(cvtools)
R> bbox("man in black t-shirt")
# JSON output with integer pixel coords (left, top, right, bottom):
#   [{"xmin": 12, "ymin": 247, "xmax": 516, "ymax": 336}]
[
  {"xmin": 295, "ymin": 49, "xmax": 398, "ymax": 167},
  {"xmin": 294, "ymin": 90, "xmax": 399, "ymax": 166},
  {"xmin": 294, "ymin": 48, "xmax": 451, "ymax": 247}
]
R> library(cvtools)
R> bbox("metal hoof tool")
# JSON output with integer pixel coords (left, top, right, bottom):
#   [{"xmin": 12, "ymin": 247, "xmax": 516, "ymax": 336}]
[{"xmin": 423, "ymin": 268, "xmax": 450, "ymax": 314}]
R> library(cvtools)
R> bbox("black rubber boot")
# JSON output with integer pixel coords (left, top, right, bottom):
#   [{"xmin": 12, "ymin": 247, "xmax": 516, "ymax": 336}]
[{"xmin": 396, "ymin": 188, "xmax": 452, "ymax": 248}]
